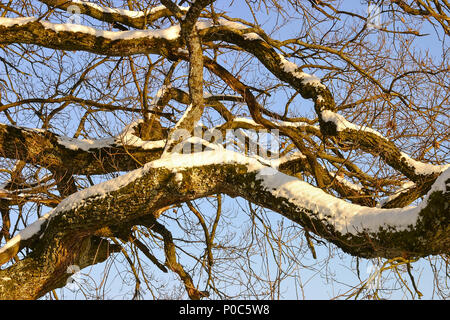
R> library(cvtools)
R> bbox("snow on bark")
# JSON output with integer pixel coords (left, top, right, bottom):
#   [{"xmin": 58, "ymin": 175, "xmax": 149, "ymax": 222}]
[
  {"xmin": 320, "ymin": 110, "xmax": 449, "ymax": 176},
  {"xmin": 321, "ymin": 110, "xmax": 385, "ymax": 138},
  {"xmin": 70, "ymin": 1, "xmax": 190, "ymax": 18},
  {"xmin": 0, "ymin": 16, "xmax": 260, "ymax": 42},
  {"xmin": 400, "ymin": 152, "xmax": 450, "ymax": 175},
  {"xmin": 1, "ymin": 149, "xmax": 448, "ymax": 262},
  {"xmin": 378, "ymin": 181, "xmax": 416, "ymax": 207},
  {"xmin": 0, "ymin": 17, "xmax": 36, "ymax": 27},
  {"xmin": 331, "ymin": 173, "xmax": 363, "ymax": 192},
  {"xmin": 232, "ymin": 117, "xmax": 319, "ymax": 131},
  {"xmin": 57, "ymin": 120, "xmax": 165, "ymax": 151},
  {"xmin": 57, "ymin": 136, "xmax": 115, "ymax": 151},
  {"xmin": 71, "ymin": 0, "xmax": 146, "ymax": 18},
  {"xmin": 278, "ymin": 54, "xmax": 326, "ymax": 89}
]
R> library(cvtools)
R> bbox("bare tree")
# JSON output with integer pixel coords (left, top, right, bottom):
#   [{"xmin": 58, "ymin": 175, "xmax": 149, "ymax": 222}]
[{"xmin": 0, "ymin": 0, "xmax": 448, "ymax": 300}]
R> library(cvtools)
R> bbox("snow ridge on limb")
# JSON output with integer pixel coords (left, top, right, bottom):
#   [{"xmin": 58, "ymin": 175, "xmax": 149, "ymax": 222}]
[
  {"xmin": 0, "ymin": 150, "xmax": 448, "ymax": 266},
  {"xmin": 319, "ymin": 110, "xmax": 449, "ymax": 179},
  {"xmin": 278, "ymin": 54, "xmax": 326, "ymax": 90},
  {"xmin": 0, "ymin": 16, "xmax": 260, "ymax": 45},
  {"xmin": 0, "ymin": 122, "xmax": 164, "ymax": 175},
  {"xmin": 38, "ymin": 0, "xmax": 190, "ymax": 29},
  {"xmin": 58, "ymin": 120, "xmax": 166, "ymax": 152}
]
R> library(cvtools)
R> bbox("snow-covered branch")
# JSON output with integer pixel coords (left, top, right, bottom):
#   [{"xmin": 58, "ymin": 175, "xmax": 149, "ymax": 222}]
[
  {"xmin": 38, "ymin": 0, "xmax": 190, "ymax": 29},
  {"xmin": 319, "ymin": 110, "xmax": 449, "ymax": 180},
  {"xmin": 1, "ymin": 149, "xmax": 448, "ymax": 271},
  {"xmin": 0, "ymin": 122, "xmax": 164, "ymax": 175},
  {"xmin": 0, "ymin": 16, "xmax": 261, "ymax": 56}
]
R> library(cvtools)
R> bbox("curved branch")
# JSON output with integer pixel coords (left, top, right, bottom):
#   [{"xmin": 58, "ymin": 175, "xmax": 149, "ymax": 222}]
[
  {"xmin": 0, "ymin": 122, "xmax": 164, "ymax": 175},
  {"xmin": 0, "ymin": 151, "xmax": 448, "ymax": 277},
  {"xmin": 39, "ymin": 0, "xmax": 190, "ymax": 29}
]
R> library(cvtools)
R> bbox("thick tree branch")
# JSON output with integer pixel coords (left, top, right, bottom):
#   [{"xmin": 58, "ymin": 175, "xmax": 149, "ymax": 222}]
[
  {"xmin": 39, "ymin": 0, "xmax": 190, "ymax": 29},
  {"xmin": 0, "ymin": 122, "xmax": 164, "ymax": 175},
  {"xmin": 0, "ymin": 151, "xmax": 448, "ymax": 280}
]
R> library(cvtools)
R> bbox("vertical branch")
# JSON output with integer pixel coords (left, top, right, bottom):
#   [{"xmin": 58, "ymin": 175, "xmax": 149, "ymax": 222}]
[
  {"xmin": 0, "ymin": 200, "xmax": 11, "ymax": 244},
  {"xmin": 162, "ymin": 0, "xmax": 214, "ymax": 153}
]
